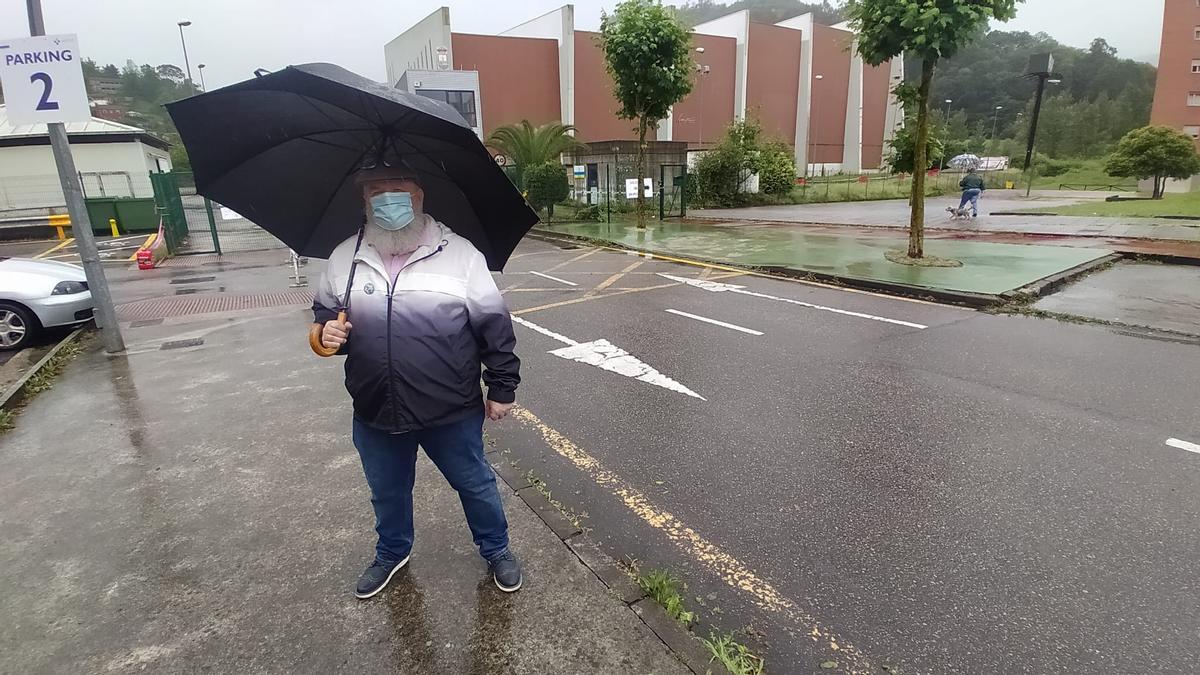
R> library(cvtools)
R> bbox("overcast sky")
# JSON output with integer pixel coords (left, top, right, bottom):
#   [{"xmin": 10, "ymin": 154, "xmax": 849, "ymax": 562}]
[{"xmin": 0, "ymin": 1, "xmax": 1164, "ymax": 90}]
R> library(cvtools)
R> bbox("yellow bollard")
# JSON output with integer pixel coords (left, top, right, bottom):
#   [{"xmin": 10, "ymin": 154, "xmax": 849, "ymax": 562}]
[
  {"xmin": 109, "ymin": 218, "xmax": 120, "ymax": 237},
  {"xmin": 48, "ymin": 214, "xmax": 71, "ymax": 240}
]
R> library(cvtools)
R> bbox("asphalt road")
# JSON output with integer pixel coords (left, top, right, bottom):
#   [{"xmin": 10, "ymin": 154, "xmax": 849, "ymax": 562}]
[{"xmin": 487, "ymin": 238, "xmax": 1200, "ymax": 673}]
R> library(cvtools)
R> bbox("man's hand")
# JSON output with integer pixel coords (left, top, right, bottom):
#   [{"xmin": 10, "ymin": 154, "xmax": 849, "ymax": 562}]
[
  {"xmin": 486, "ymin": 400, "xmax": 513, "ymax": 421},
  {"xmin": 321, "ymin": 319, "xmax": 352, "ymax": 350}
]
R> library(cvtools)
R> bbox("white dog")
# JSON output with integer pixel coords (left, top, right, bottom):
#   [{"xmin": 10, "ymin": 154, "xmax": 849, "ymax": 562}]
[{"xmin": 946, "ymin": 205, "xmax": 973, "ymax": 221}]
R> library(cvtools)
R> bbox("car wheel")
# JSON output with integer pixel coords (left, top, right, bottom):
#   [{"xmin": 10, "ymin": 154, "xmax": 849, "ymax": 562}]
[{"xmin": 0, "ymin": 302, "xmax": 37, "ymax": 351}]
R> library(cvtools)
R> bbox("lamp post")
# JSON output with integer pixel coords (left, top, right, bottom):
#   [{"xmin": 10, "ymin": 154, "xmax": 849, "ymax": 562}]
[
  {"xmin": 694, "ymin": 47, "xmax": 710, "ymax": 148},
  {"xmin": 177, "ymin": 20, "xmax": 194, "ymax": 93},
  {"xmin": 197, "ymin": 63, "xmax": 207, "ymax": 91},
  {"xmin": 809, "ymin": 74, "xmax": 823, "ymax": 179},
  {"xmin": 989, "ymin": 105, "xmax": 1003, "ymax": 146},
  {"xmin": 939, "ymin": 99, "xmax": 953, "ymax": 172},
  {"xmin": 1022, "ymin": 53, "xmax": 1063, "ymax": 196}
]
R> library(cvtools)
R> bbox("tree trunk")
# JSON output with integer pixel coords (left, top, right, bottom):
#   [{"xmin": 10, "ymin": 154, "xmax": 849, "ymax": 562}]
[
  {"xmin": 1154, "ymin": 174, "xmax": 1164, "ymax": 199},
  {"xmin": 908, "ymin": 57, "xmax": 936, "ymax": 259},
  {"xmin": 636, "ymin": 118, "xmax": 648, "ymax": 229}
]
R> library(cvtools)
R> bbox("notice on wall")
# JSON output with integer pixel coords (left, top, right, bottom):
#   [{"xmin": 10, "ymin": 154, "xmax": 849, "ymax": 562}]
[
  {"xmin": 0, "ymin": 34, "xmax": 90, "ymax": 125},
  {"xmin": 573, "ymin": 165, "xmax": 586, "ymax": 180},
  {"xmin": 625, "ymin": 178, "xmax": 653, "ymax": 199}
]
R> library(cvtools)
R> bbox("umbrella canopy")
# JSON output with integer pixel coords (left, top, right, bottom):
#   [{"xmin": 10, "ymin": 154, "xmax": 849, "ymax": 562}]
[
  {"xmin": 165, "ymin": 63, "xmax": 537, "ymax": 269},
  {"xmin": 949, "ymin": 154, "xmax": 981, "ymax": 169}
]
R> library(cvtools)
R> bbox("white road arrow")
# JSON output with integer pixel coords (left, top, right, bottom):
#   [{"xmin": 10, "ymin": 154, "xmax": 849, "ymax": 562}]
[
  {"xmin": 657, "ymin": 273, "xmax": 927, "ymax": 329},
  {"xmin": 511, "ymin": 315, "xmax": 705, "ymax": 400}
]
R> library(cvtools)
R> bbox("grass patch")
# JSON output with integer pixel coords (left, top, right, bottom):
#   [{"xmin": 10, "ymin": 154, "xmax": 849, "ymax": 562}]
[
  {"xmin": 701, "ymin": 632, "xmax": 766, "ymax": 675},
  {"xmin": 522, "ymin": 468, "xmax": 589, "ymax": 530},
  {"xmin": 637, "ymin": 569, "xmax": 697, "ymax": 625},
  {"xmin": 1016, "ymin": 190, "xmax": 1200, "ymax": 219},
  {"xmin": 0, "ymin": 334, "xmax": 86, "ymax": 435}
]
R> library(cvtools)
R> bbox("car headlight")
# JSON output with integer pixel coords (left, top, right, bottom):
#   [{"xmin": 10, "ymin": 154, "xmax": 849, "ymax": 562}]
[{"xmin": 51, "ymin": 280, "xmax": 88, "ymax": 295}]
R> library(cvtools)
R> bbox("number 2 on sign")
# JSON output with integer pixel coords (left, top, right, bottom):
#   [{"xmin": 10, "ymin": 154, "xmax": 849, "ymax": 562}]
[{"xmin": 30, "ymin": 72, "xmax": 60, "ymax": 111}]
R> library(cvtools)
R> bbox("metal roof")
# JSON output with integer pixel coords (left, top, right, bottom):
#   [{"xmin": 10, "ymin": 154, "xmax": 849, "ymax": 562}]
[{"xmin": 0, "ymin": 104, "xmax": 169, "ymax": 149}]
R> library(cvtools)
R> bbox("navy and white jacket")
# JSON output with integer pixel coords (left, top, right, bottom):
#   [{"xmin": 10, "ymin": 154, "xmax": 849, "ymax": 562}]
[{"xmin": 312, "ymin": 220, "xmax": 520, "ymax": 433}]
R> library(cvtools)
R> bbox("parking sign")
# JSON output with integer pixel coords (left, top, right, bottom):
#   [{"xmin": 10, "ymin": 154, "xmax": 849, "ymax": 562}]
[{"xmin": 0, "ymin": 34, "xmax": 90, "ymax": 126}]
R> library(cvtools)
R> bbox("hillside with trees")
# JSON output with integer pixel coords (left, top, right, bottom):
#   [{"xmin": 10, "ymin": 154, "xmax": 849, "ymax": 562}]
[{"xmin": 80, "ymin": 59, "xmax": 193, "ymax": 170}]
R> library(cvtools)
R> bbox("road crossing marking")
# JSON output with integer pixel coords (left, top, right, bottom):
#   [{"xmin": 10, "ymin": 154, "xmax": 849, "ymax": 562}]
[
  {"xmin": 510, "ymin": 315, "xmax": 704, "ymax": 399},
  {"xmin": 585, "ymin": 260, "xmax": 644, "ymax": 299},
  {"xmin": 657, "ymin": 273, "xmax": 928, "ymax": 329},
  {"xmin": 1166, "ymin": 438, "xmax": 1200, "ymax": 455},
  {"xmin": 529, "ymin": 270, "xmax": 578, "ymax": 286},
  {"xmin": 511, "ymin": 406, "xmax": 870, "ymax": 673},
  {"xmin": 34, "ymin": 237, "xmax": 74, "ymax": 259},
  {"xmin": 664, "ymin": 308, "xmax": 763, "ymax": 336}
]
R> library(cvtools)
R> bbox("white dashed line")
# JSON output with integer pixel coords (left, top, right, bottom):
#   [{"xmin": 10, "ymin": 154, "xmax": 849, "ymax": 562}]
[
  {"xmin": 509, "ymin": 315, "xmax": 577, "ymax": 346},
  {"xmin": 664, "ymin": 308, "xmax": 763, "ymax": 336},
  {"xmin": 658, "ymin": 273, "xmax": 928, "ymax": 330},
  {"xmin": 529, "ymin": 270, "xmax": 578, "ymax": 287},
  {"xmin": 1166, "ymin": 438, "xmax": 1200, "ymax": 455}
]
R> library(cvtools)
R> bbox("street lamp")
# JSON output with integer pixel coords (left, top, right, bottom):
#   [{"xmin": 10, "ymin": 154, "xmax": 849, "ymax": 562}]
[
  {"xmin": 1022, "ymin": 53, "xmax": 1064, "ymax": 195},
  {"xmin": 197, "ymin": 63, "xmax": 207, "ymax": 91},
  {"xmin": 809, "ymin": 74, "xmax": 824, "ymax": 178},
  {"xmin": 177, "ymin": 20, "xmax": 194, "ymax": 93},
  {"xmin": 989, "ymin": 105, "xmax": 1003, "ymax": 145},
  {"xmin": 944, "ymin": 98, "xmax": 953, "ymax": 121},
  {"xmin": 694, "ymin": 47, "xmax": 710, "ymax": 148}
]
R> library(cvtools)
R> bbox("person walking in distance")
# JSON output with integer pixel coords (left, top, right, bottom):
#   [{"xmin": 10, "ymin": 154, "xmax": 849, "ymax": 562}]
[
  {"xmin": 312, "ymin": 156, "xmax": 523, "ymax": 598},
  {"xmin": 958, "ymin": 168, "xmax": 986, "ymax": 218}
]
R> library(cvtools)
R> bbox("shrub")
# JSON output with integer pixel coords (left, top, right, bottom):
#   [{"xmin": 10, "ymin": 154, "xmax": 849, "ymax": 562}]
[
  {"xmin": 757, "ymin": 143, "xmax": 797, "ymax": 195},
  {"xmin": 524, "ymin": 162, "xmax": 569, "ymax": 214},
  {"xmin": 577, "ymin": 204, "xmax": 602, "ymax": 222}
]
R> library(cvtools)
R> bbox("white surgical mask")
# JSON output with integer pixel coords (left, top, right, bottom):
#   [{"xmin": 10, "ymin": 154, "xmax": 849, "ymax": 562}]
[{"xmin": 369, "ymin": 192, "xmax": 416, "ymax": 231}]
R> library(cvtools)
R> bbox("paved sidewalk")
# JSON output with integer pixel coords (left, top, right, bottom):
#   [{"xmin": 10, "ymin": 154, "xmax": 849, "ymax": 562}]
[
  {"xmin": 0, "ymin": 309, "xmax": 688, "ymax": 673},
  {"xmin": 691, "ymin": 192, "xmax": 1200, "ymax": 244},
  {"xmin": 543, "ymin": 220, "xmax": 1110, "ymax": 297}
]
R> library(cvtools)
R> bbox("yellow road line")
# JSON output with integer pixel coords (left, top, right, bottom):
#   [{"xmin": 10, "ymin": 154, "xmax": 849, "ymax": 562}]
[
  {"xmin": 544, "ymin": 247, "xmax": 601, "ymax": 272},
  {"xmin": 511, "ymin": 406, "xmax": 871, "ymax": 673},
  {"xmin": 512, "ymin": 282, "xmax": 679, "ymax": 316},
  {"xmin": 584, "ymin": 259, "xmax": 643, "ymax": 299},
  {"xmin": 34, "ymin": 237, "xmax": 74, "ymax": 259}
]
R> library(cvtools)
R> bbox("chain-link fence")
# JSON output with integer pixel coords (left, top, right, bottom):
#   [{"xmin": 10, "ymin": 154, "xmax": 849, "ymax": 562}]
[{"xmin": 155, "ymin": 172, "xmax": 287, "ymax": 255}]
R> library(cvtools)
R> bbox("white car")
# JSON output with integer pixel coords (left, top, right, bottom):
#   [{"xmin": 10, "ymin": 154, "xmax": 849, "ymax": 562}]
[{"xmin": 0, "ymin": 257, "xmax": 95, "ymax": 350}]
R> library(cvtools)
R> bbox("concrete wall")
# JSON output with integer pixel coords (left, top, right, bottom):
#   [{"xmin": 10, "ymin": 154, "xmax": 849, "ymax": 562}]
[
  {"xmin": 861, "ymin": 61, "xmax": 893, "ymax": 169},
  {"xmin": 0, "ymin": 141, "xmax": 160, "ymax": 209},
  {"xmin": 452, "ymin": 34, "xmax": 560, "ymax": 137},
  {"xmin": 501, "ymin": 5, "xmax": 575, "ymax": 128},
  {"xmin": 810, "ymin": 24, "xmax": 852, "ymax": 166},
  {"xmin": 746, "ymin": 24, "xmax": 802, "ymax": 145},
  {"xmin": 1151, "ymin": 0, "xmax": 1200, "ymax": 147},
  {"xmin": 572, "ymin": 31, "xmax": 637, "ymax": 142},
  {"xmin": 672, "ymin": 34, "xmax": 737, "ymax": 147},
  {"xmin": 396, "ymin": 68, "xmax": 483, "ymax": 136},
  {"xmin": 384, "ymin": 7, "xmax": 453, "ymax": 87},
  {"xmin": 693, "ymin": 11, "xmax": 750, "ymax": 120}
]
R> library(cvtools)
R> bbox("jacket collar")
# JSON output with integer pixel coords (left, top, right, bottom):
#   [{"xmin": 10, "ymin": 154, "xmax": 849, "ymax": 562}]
[{"xmin": 353, "ymin": 216, "xmax": 447, "ymax": 279}]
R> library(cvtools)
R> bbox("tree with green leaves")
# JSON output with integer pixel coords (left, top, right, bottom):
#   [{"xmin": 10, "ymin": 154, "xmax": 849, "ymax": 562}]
[
  {"xmin": 487, "ymin": 120, "xmax": 586, "ymax": 189},
  {"xmin": 523, "ymin": 162, "xmax": 570, "ymax": 216},
  {"xmin": 600, "ymin": 0, "xmax": 694, "ymax": 228},
  {"xmin": 1105, "ymin": 126, "xmax": 1200, "ymax": 199},
  {"xmin": 845, "ymin": 0, "xmax": 1021, "ymax": 259}
]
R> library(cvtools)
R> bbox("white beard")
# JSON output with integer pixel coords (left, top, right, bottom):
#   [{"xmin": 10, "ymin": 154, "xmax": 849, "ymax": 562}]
[{"xmin": 364, "ymin": 214, "xmax": 428, "ymax": 256}]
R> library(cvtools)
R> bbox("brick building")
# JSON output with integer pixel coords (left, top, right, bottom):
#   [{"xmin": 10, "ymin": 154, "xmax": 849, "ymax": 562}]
[
  {"xmin": 384, "ymin": 5, "xmax": 903, "ymax": 174},
  {"xmin": 1150, "ymin": 0, "xmax": 1200, "ymax": 190}
]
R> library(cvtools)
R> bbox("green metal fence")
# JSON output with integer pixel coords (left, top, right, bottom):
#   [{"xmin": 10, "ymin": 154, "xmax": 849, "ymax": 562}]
[{"xmin": 150, "ymin": 171, "xmax": 286, "ymax": 255}]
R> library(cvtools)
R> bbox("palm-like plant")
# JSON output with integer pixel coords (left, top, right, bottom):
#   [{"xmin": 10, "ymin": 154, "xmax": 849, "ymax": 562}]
[{"xmin": 488, "ymin": 120, "xmax": 587, "ymax": 186}]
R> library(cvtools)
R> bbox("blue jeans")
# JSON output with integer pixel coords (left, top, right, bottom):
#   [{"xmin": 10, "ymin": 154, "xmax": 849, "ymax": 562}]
[
  {"xmin": 352, "ymin": 413, "xmax": 509, "ymax": 564},
  {"xmin": 959, "ymin": 188, "xmax": 982, "ymax": 215}
]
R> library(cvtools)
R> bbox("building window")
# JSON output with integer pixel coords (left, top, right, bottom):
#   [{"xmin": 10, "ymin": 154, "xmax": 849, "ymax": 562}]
[
  {"xmin": 1195, "ymin": 26, "xmax": 1200, "ymax": 40},
  {"xmin": 1189, "ymin": 92, "xmax": 1200, "ymax": 106},
  {"xmin": 1193, "ymin": 60, "xmax": 1200, "ymax": 74},
  {"xmin": 1185, "ymin": 126, "xmax": 1200, "ymax": 140},
  {"xmin": 415, "ymin": 89, "xmax": 478, "ymax": 127}
]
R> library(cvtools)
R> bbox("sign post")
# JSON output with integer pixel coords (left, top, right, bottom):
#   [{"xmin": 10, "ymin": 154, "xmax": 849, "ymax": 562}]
[{"xmin": 4, "ymin": 3, "xmax": 124, "ymax": 352}]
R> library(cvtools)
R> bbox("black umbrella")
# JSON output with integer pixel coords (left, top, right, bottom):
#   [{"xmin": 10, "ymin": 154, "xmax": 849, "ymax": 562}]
[{"xmin": 165, "ymin": 63, "xmax": 537, "ymax": 270}]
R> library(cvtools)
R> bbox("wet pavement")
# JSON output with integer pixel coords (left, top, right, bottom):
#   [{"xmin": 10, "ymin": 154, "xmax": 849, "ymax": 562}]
[
  {"xmin": 1035, "ymin": 261, "xmax": 1200, "ymax": 336},
  {"xmin": 690, "ymin": 191, "xmax": 1200, "ymax": 245},
  {"xmin": 486, "ymin": 239, "xmax": 1200, "ymax": 672},
  {"xmin": 0, "ymin": 265, "xmax": 687, "ymax": 673},
  {"xmin": 543, "ymin": 220, "xmax": 1111, "ymax": 296}
]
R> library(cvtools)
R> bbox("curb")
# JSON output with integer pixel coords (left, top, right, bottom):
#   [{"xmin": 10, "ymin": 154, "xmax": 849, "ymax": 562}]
[
  {"xmin": 1006, "ymin": 253, "xmax": 1122, "ymax": 300},
  {"xmin": 530, "ymin": 227, "xmax": 1005, "ymax": 308},
  {"xmin": 485, "ymin": 447, "xmax": 721, "ymax": 675},
  {"xmin": 0, "ymin": 327, "xmax": 86, "ymax": 413}
]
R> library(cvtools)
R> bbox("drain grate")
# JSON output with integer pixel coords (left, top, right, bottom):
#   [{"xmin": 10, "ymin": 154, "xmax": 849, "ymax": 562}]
[
  {"xmin": 160, "ymin": 337, "xmax": 205, "ymax": 350},
  {"xmin": 170, "ymin": 276, "xmax": 216, "ymax": 284},
  {"xmin": 116, "ymin": 290, "xmax": 315, "ymax": 321}
]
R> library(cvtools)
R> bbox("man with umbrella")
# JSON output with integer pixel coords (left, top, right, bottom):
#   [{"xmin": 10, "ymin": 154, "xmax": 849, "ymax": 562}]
[
  {"xmin": 314, "ymin": 156, "xmax": 523, "ymax": 598},
  {"xmin": 166, "ymin": 63, "xmax": 539, "ymax": 600}
]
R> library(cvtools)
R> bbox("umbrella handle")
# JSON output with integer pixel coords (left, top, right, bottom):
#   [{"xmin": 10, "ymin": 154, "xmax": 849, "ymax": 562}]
[{"xmin": 309, "ymin": 311, "xmax": 346, "ymax": 358}]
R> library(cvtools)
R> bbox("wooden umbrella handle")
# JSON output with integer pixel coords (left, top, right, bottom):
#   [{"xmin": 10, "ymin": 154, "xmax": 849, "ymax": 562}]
[{"xmin": 309, "ymin": 311, "xmax": 346, "ymax": 358}]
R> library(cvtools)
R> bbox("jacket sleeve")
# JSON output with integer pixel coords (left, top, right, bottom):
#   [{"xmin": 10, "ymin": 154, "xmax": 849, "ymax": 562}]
[
  {"xmin": 466, "ymin": 254, "xmax": 520, "ymax": 403},
  {"xmin": 959, "ymin": 176, "xmax": 968, "ymax": 190}
]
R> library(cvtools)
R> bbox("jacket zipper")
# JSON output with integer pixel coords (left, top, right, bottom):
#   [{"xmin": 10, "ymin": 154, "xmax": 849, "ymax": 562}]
[{"xmin": 384, "ymin": 240, "xmax": 447, "ymax": 431}]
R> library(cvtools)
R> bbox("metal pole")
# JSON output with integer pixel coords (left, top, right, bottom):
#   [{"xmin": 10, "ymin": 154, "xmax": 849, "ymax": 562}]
[
  {"xmin": 606, "ymin": 164, "xmax": 611, "ymax": 224},
  {"xmin": 203, "ymin": 197, "xmax": 222, "ymax": 255},
  {"xmin": 197, "ymin": 65, "xmax": 206, "ymax": 92},
  {"xmin": 178, "ymin": 22, "xmax": 194, "ymax": 94},
  {"xmin": 1024, "ymin": 75, "xmax": 1048, "ymax": 197},
  {"xmin": 990, "ymin": 108, "xmax": 1000, "ymax": 146},
  {"xmin": 27, "ymin": 0, "xmax": 124, "ymax": 352}
]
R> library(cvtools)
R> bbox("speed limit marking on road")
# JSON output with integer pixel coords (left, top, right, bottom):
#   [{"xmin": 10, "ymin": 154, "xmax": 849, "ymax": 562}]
[{"xmin": 0, "ymin": 34, "xmax": 90, "ymax": 126}]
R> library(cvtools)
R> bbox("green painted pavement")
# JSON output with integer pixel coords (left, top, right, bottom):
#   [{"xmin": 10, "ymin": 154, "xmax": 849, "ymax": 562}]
[{"xmin": 541, "ymin": 221, "xmax": 1112, "ymax": 296}]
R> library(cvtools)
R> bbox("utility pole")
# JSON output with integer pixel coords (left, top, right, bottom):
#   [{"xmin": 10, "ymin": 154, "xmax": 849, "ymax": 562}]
[
  {"xmin": 177, "ymin": 21, "xmax": 194, "ymax": 94},
  {"xmin": 25, "ymin": 0, "xmax": 124, "ymax": 352},
  {"xmin": 1022, "ymin": 53, "xmax": 1062, "ymax": 197}
]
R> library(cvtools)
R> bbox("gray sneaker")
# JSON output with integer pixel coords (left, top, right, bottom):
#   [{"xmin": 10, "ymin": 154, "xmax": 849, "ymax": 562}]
[
  {"xmin": 355, "ymin": 555, "xmax": 410, "ymax": 599},
  {"xmin": 488, "ymin": 551, "xmax": 522, "ymax": 592}
]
